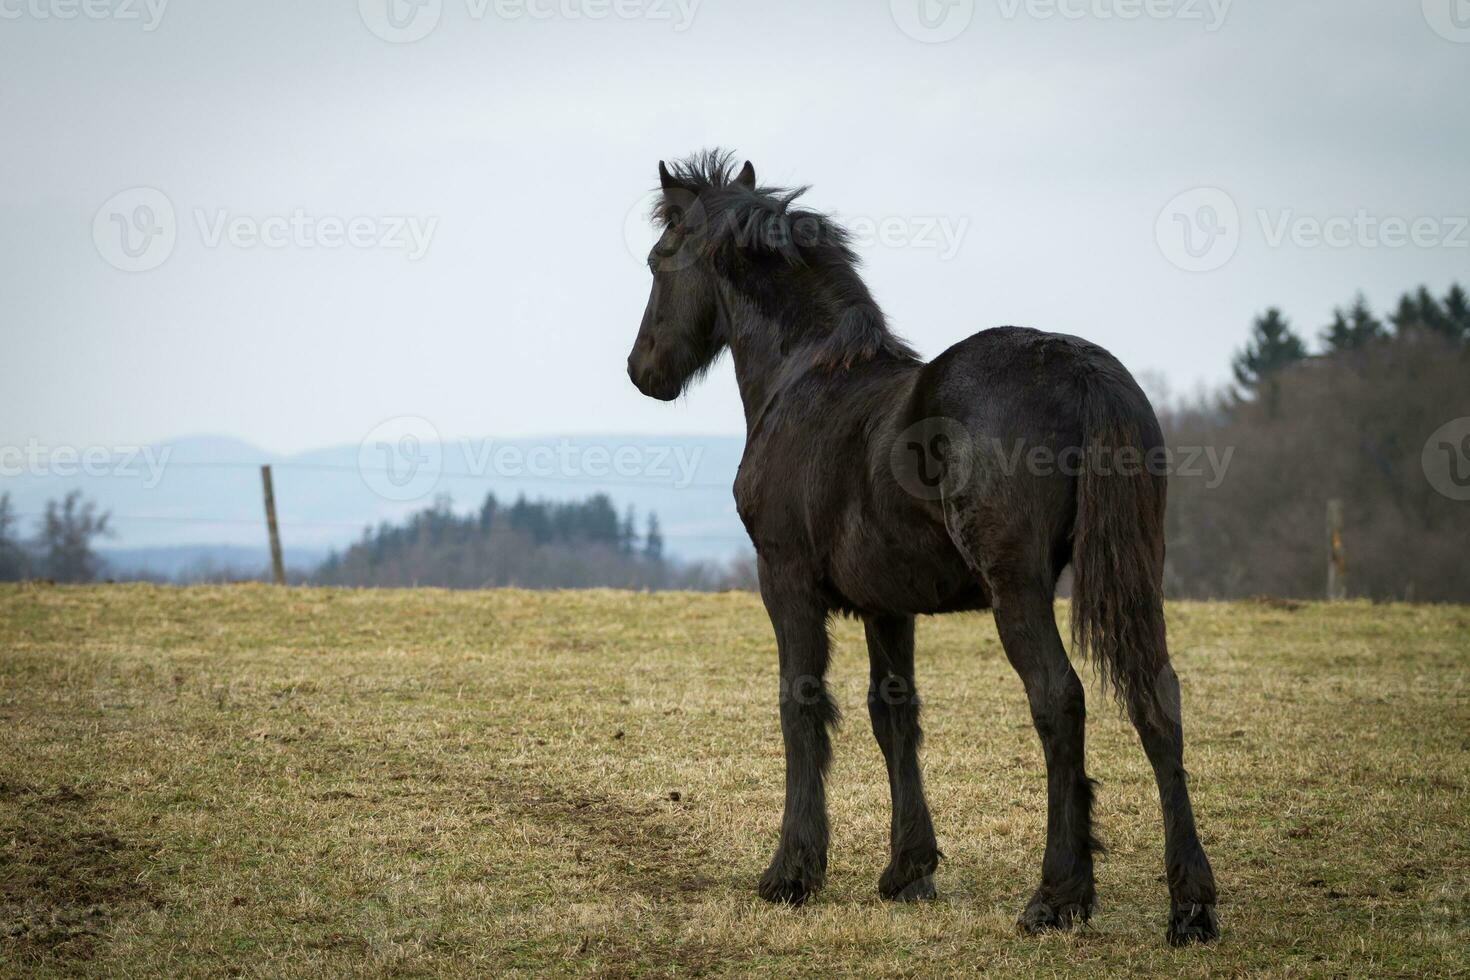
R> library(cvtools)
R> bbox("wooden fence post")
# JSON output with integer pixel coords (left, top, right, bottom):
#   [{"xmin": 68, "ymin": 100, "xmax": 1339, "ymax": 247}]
[
  {"xmin": 261, "ymin": 465, "xmax": 286, "ymax": 586},
  {"xmin": 1326, "ymin": 498, "xmax": 1346, "ymax": 601}
]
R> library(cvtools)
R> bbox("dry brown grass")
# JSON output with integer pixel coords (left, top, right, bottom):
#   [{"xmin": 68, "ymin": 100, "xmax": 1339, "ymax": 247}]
[{"xmin": 1, "ymin": 584, "xmax": 1467, "ymax": 976}]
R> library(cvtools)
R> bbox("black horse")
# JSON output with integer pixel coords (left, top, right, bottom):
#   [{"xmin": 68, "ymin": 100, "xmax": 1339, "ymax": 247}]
[{"xmin": 625, "ymin": 151, "xmax": 1218, "ymax": 945}]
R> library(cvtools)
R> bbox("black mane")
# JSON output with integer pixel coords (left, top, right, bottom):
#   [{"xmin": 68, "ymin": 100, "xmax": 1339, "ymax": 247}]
[{"xmin": 655, "ymin": 149, "xmax": 917, "ymax": 368}]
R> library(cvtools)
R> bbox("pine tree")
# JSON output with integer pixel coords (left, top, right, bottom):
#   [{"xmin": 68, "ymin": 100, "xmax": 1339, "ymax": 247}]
[
  {"xmin": 643, "ymin": 513, "xmax": 664, "ymax": 563},
  {"xmin": 1416, "ymin": 286, "xmax": 1452, "ymax": 339},
  {"xmin": 1322, "ymin": 308, "xmax": 1352, "ymax": 352},
  {"xmin": 1322, "ymin": 293, "xmax": 1385, "ymax": 353},
  {"xmin": 619, "ymin": 506, "xmax": 637, "ymax": 556},
  {"xmin": 1233, "ymin": 308, "xmax": 1307, "ymax": 389},
  {"xmin": 1442, "ymin": 283, "xmax": 1470, "ymax": 343},
  {"xmin": 1233, "ymin": 308, "xmax": 1307, "ymax": 420},
  {"xmin": 1389, "ymin": 291, "xmax": 1422, "ymax": 334},
  {"xmin": 1346, "ymin": 293, "xmax": 1384, "ymax": 347}
]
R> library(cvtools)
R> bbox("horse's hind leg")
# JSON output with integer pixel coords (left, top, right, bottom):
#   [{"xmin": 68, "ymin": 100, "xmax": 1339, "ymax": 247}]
[
  {"xmin": 864, "ymin": 614, "xmax": 939, "ymax": 901},
  {"xmin": 1125, "ymin": 661, "xmax": 1218, "ymax": 944},
  {"xmin": 945, "ymin": 503, "xmax": 1097, "ymax": 930},
  {"xmin": 992, "ymin": 583, "xmax": 1099, "ymax": 931}
]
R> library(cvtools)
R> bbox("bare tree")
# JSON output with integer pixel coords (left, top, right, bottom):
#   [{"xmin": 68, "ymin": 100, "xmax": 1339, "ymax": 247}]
[
  {"xmin": 0, "ymin": 493, "xmax": 29, "ymax": 582},
  {"xmin": 35, "ymin": 491, "xmax": 112, "ymax": 583}
]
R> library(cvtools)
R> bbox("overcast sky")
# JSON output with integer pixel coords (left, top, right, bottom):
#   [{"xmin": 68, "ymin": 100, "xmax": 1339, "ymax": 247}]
[{"xmin": 3, "ymin": 0, "xmax": 1467, "ymax": 454}]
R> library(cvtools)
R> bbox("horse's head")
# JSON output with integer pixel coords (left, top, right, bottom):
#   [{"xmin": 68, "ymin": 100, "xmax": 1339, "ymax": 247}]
[{"xmin": 626, "ymin": 157, "xmax": 756, "ymax": 401}]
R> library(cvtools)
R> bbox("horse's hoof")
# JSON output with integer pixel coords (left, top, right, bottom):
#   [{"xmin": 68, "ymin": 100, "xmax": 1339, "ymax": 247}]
[
  {"xmin": 1167, "ymin": 902, "xmax": 1219, "ymax": 945},
  {"xmin": 1018, "ymin": 894, "xmax": 1091, "ymax": 934},
  {"xmin": 757, "ymin": 859, "xmax": 822, "ymax": 906},
  {"xmin": 881, "ymin": 872, "xmax": 936, "ymax": 903},
  {"xmin": 879, "ymin": 852, "xmax": 939, "ymax": 902}
]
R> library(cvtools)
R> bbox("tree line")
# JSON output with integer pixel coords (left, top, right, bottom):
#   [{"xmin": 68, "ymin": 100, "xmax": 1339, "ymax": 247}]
[
  {"xmin": 5, "ymin": 282, "xmax": 1465, "ymax": 599},
  {"xmin": 313, "ymin": 492, "xmax": 713, "ymax": 590},
  {"xmin": 1159, "ymin": 282, "xmax": 1468, "ymax": 601}
]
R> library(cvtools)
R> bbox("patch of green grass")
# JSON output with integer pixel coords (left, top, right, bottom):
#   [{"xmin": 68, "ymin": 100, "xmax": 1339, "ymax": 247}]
[{"xmin": 1, "ymin": 584, "xmax": 1467, "ymax": 977}]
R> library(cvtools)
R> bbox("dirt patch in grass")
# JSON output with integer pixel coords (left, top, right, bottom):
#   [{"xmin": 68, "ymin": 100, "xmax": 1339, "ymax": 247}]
[
  {"xmin": 493, "ymin": 776, "xmax": 719, "ymax": 901},
  {"xmin": 486, "ymin": 772, "xmax": 741, "ymax": 975},
  {"xmin": 0, "ymin": 782, "xmax": 160, "ymax": 966}
]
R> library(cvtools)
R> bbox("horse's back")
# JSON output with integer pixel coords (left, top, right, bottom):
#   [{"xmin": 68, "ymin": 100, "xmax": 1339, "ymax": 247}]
[{"xmin": 917, "ymin": 325, "xmax": 1159, "ymax": 447}]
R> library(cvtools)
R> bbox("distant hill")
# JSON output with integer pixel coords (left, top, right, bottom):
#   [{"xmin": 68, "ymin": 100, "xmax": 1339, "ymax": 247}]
[
  {"xmin": 2, "ymin": 433, "xmax": 749, "ymax": 566},
  {"xmin": 100, "ymin": 545, "xmax": 331, "ymax": 582}
]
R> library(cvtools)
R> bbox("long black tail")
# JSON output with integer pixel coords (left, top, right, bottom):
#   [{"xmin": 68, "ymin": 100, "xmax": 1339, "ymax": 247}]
[{"xmin": 1070, "ymin": 372, "xmax": 1172, "ymax": 727}]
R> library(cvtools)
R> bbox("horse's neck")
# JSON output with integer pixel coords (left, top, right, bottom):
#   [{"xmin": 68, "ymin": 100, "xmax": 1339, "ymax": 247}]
[{"xmin": 721, "ymin": 291, "xmax": 811, "ymax": 436}]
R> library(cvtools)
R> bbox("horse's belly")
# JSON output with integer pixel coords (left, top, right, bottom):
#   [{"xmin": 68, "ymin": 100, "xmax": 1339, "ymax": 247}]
[{"xmin": 826, "ymin": 524, "xmax": 988, "ymax": 616}]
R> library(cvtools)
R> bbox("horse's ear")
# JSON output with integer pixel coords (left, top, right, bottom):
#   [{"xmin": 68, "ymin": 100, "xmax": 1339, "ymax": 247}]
[
  {"xmin": 735, "ymin": 161, "xmax": 756, "ymax": 190},
  {"xmin": 659, "ymin": 161, "xmax": 681, "ymax": 193}
]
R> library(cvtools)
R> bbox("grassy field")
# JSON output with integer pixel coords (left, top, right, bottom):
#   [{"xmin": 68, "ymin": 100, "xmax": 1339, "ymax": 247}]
[{"xmin": 1, "ymin": 584, "xmax": 1467, "ymax": 977}]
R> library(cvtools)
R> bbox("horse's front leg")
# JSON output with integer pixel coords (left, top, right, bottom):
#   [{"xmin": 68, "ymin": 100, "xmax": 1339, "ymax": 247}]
[
  {"xmin": 865, "ymin": 614, "xmax": 940, "ymax": 901},
  {"xmin": 756, "ymin": 569, "xmax": 837, "ymax": 905}
]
